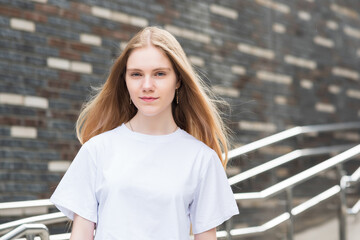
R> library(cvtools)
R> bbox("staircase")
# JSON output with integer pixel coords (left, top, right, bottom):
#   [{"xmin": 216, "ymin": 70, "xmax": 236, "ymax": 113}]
[{"xmin": 0, "ymin": 122, "xmax": 359, "ymax": 240}]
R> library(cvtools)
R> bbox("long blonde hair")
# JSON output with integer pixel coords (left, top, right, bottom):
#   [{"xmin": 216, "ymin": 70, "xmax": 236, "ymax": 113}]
[{"xmin": 76, "ymin": 26, "xmax": 230, "ymax": 168}]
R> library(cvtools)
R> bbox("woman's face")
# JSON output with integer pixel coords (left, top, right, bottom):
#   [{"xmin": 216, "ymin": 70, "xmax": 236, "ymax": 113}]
[{"xmin": 125, "ymin": 45, "xmax": 180, "ymax": 120}]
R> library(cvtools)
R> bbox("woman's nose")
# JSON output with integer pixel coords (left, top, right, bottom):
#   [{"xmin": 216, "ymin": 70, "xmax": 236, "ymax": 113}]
[{"xmin": 142, "ymin": 75, "xmax": 154, "ymax": 90}]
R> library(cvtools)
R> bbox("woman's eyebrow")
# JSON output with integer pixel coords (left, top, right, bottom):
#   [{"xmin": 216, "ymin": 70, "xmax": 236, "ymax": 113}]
[{"xmin": 126, "ymin": 67, "xmax": 171, "ymax": 71}]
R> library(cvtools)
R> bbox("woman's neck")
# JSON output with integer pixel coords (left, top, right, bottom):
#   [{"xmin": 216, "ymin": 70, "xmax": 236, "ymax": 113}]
[{"xmin": 127, "ymin": 113, "xmax": 178, "ymax": 135}]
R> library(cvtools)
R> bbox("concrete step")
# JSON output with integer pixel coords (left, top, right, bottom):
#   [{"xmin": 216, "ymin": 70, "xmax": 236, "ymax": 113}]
[{"xmin": 295, "ymin": 216, "xmax": 360, "ymax": 240}]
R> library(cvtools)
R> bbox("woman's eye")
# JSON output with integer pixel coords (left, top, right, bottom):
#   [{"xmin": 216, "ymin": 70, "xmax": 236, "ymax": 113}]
[
  {"xmin": 155, "ymin": 72, "xmax": 166, "ymax": 77},
  {"xmin": 131, "ymin": 72, "xmax": 141, "ymax": 77}
]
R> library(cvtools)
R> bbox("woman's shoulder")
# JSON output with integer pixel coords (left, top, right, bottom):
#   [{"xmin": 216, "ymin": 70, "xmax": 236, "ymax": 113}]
[
  {"xmin": 177, "ymin": 129, "xmax": 217, "ymax": 156},
  {"xmin": 82, "ymin": 125, "xmax": 122, "ymax": 150}
]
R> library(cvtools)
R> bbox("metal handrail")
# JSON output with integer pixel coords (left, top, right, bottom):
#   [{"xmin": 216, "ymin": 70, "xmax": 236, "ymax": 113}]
[
  {"xmin": 348, "ymin": 200, "xmax": 360, "ymax": 215},
  {"xmin": 342, "ymin": 166, "xmax": 360, "ymax": 216},
  {"xmin": 226, "ymin": 122, "xmax": 360, "ymax": 160},
  {"xmin": 227, "ymin": 166, "xmax": 360, "ymax": 238},
  {"xmin": 228, "ymin": 186, "xmax": 341, "ymax": 237},
  {"xmin": 233, "ymin": 144, "xmax": 360, "ymax": 200},
  {"xmin": 0, "ymin": 199, "xmax": 53, "ymax": 211},
  {"xmin": 225, "ymin": 145, "xmax": 360, "ymax": 240},
  {"xmin": 0, "ymin": 213, "xmax": 66, "ymax": 235},
  {"xmin": 0, "ymin": 224, "xmax": 49, "ymax": 240},
  {"xmin": 228, "ymin": 144, "xmax": 354, "ymax": 185},
  {"xmin": 343, "ymin": 166, "xmax": 360, "ymax": 186}
]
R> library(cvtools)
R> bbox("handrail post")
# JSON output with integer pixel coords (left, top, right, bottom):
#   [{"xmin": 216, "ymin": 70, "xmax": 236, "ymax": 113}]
[
  {"xmin": 286, "ymin": 188, "xmax": 294, "ymax": 240},
  {"xmin": 0, "ymin": 224, "xmax": 49, "ymax": 240},
  {"xmin": 26, "ymin": 234, "xmax": 35, "ymax": 240},
  {"xmin": 225, "ymin": 217, "xmax": 233, "ymax": 240},
  {"xmin": 337, "ymin": 164, "xmax": 347, "ymax": 240}
]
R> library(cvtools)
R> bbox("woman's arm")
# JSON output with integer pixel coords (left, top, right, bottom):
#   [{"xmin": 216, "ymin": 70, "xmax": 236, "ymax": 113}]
[
  {"xmin": 194, "ymin": 227, "xmax": 217, "ymax": 240},
  {"xmin": 70, "ymin": 213, "xmax": 95, "ymax": 240}
]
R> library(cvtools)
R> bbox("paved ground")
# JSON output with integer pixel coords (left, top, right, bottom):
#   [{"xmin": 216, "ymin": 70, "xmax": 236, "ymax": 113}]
[{"xmin": 295, "ymin": 216, "xmax": 360, "ymax": 240}]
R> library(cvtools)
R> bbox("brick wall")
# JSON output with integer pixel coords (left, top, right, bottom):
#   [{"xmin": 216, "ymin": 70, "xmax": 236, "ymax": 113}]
[{"xmin": 0, "ymin": 0, "xmax": 359, "ymax": 202}]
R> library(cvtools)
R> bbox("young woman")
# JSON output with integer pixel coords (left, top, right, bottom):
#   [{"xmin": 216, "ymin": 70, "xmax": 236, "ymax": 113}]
[{"xmin": 50, "ymin": 26, "xmax": 239, "ymax": 240}]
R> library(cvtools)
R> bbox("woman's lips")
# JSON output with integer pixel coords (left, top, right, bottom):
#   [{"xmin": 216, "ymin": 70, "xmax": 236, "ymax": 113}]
[{"xmin": 140, "ymin": 97, "xmax": 159, "ymax": 102}]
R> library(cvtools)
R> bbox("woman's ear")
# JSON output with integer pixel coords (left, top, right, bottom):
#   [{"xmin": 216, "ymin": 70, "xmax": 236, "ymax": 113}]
[{"xmin": 176, "ymin": 77, "xmax": 181, "ymax": 89}]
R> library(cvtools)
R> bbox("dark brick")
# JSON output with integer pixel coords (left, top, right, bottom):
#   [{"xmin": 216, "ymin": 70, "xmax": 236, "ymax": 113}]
[
  {"xmin": 35, "ymin": 3, "xmax": 59, "ymax": 15},
  {"xmin": 70, "ymin": 2, "xmax": 91, "ymax": 13},
  {"xmin": 59, "ymin": 71, "xmax": 81, "ymax": 82},
  {"xmin": 59, "ymin": 50, "xmax": 81, "ymax": 60},
  {"xmin": 70, "ymin": 42, "xmax": 91, "ymax": 52},
  {"xmin": 48, "ymin": 37, "xmax": 68, "ymax": 48},
  {"xmin": 59, "ymin": 9, "xmax": 79, "ymax": 21},
  {"xmin": 0, "ymin": 5, "xmax": 22, "ymax": 18},
  {"xmin": 23, "ymin": 11, "xmax": 47, "ymax": 23},
  {"xmin": 0, "ymin": 116, "xmax": 22, "ymax": 125}
]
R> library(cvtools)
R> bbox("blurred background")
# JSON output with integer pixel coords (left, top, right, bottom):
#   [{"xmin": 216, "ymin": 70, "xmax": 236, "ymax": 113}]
[{"xmin": 0, "ymin": 0, "xmax": 359, "ymax": 239}]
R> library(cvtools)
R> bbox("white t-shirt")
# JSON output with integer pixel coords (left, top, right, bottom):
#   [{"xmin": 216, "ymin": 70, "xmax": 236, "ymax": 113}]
[{"xmin": 50, "ymin": 123, "xmax": 239, "ymax": 239}]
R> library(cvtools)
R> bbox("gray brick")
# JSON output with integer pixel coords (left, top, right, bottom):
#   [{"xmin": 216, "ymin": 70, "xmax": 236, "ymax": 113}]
[
  {"xmin": 48, "ymin": 17, "xmax": 91, "ymax": 32},
  {"xmin": 34, "ymin": 46, "xmax": 59, "ymax": 57},
  {"xmin": 13, "ymin": 43, "xmax": 34, "ymax": 53},
  {"xmin": 59, "ymin": 131, "xmax": 77, "ymax": 140},
  {"xmin": 0, "ymin": 39, "xmax": 13, "ymax": 49},
  {"xmin": 40, "ymin": 173, "xmax": 61, "ymax": 182},
  {"xmin": 38, "ymin": 151, "xmax": 60, "ymax": 160},
  {"xmin": 48, "ymin": 0, "xmax": 69, "ymax": 9},
  {"xmin": 0, "ymin": 161, "xmax": 24, "ymax": 170},
  {"xmin": 48, "ymin": 100, "xmax": 71, "ymax": 110},
  {"xmin": 0, "ymin": 29, "xmax": 22, "ymax": 40},
  {"xmin": 0, "ymin": 106, "xmax": 37, "ymax": 116},
  {"xmin": 59, "ymin": 91, "xmax": 87, "ymax": 101},
  {"xmin": 37, "ymin": 129, "xmax": 58, "ymax": 140},
  {"xmin": 80, "ymin": 14, "xmax": 101, "ymax": 25},
  {"xmin": 36, "ymin": 25, "xmax": 78, "ymax": 40},
  {"xmin": 0, "ymin": 139, "xmax": 49, "ymax": 149},
  {"xmin": 22, "ymin": 33, "xmax": 47, "ymax": 45},
  {"xmin": 91, "ymin": 47, "xmax": 112, "ymax": 58},
  {"xmin": 23, "ymin": 77, "xmax": 48, "ymax": 87},
  {"xmin": 0, "ymin": 51, "xmax": 24, "ymax": 62},
  {"xmin": 5, "ymin": 172, "xmax": 37, "ymax": 181},
  {"xmin": 0, "ymin": 127, "xmax": 10, "ymax": 136},
  {"xmin": 82, "ymin": 54, "xmax": 109, "ymax": 65},
  {"xmin": 24, "ymin": 162, "xmax": 48, "ymax": 171},
  {"xmin": 2, "ymin": 182, "xmax": 48, "ymax": 193},
  {"xmin": 0, "ymin": 15, "xmax": 9, "ymax": 26},
  {"xmin": 25, "ymin": 56, "xmax": 46, "ymax": 66},
  {"xmin": 48, "ymin": 119, "xmax": 75, "ymax": 130}
]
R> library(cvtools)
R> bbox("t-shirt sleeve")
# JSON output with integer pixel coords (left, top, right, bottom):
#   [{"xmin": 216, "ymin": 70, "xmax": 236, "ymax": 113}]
[
  {"xmin": 50, "ymin": 142, "xmax": 98, "ymax": 223},
  {"xmin": 189, "ymin": 150, "xmax": 239, "ymax": 234}
]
